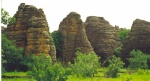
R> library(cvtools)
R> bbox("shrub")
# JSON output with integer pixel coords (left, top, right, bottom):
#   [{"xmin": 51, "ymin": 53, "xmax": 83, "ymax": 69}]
[
  {"xmin": 27, "ymin": 54, "xmax": 69, "ymax": 81},
  {"xmin": 105, "ymin": 55, "xmax": 124, "ymax": 78},
  {"xmin": 69, "ymin": 51, "xmax": 100, "ymax": 78},
  {"xmin": 46, "ymin": 62, "xmax": 69, "ymax": 81},
  {"xmin": 128, "ymin": 49, "xmax": 149, "ymax": 70}
]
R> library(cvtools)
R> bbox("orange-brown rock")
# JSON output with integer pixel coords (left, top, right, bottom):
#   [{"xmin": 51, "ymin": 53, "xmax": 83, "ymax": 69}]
[
  {"xmin": 121, "ymin": 19, "xmax": 150, "ymax": 65},
  {"xmin": 59, "ymin": 12, "xmax": 93, "ymax": 63},
  {"xmin": 85, "ymin": 16, "xmax": 121, "ymax": 63},
  {"xmin": 3, "ymin": 3, "xmax": 56, "ymax": 62}
]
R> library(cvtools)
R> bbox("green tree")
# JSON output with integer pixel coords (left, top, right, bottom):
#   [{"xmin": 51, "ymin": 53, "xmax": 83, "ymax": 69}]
[
  {"xmin": 119, "ymin": 28, "xmax": 130, "ymax": 43},
  {"xmin": 27, "ymin": 54, "xmax": 69, "ymax": 81},
  {"xmin": 1, "ymin": 8, "xmax": 16, "ymax": 25},
  {"xmin": 51, "ymin": 30, "xmax": 63, "ymax": 58},
  {"xmin": 128, "ymin": 49, "xmax": 149, "ymax": 70},
  {"xmin": 105, "ymin": 55, "xmax": 124, "ymax": 78},
  {"xmin": 69, "ymin": 51, "xmax": 100, "ymax": 79},
  {"xmin": 2, "ymin": 34, "xmax": 23, "ymax": 71}
]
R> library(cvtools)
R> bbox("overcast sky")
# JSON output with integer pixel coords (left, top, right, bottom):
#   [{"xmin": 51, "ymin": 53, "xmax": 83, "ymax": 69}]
[{"xmin": 1, "ymin": 0, "xmax": 150, "ymax": 32}]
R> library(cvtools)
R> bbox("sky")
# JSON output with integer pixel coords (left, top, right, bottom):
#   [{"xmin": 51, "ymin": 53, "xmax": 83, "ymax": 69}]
[{"xmin": 1, "ymin": 0, "xmax": 150, "ymax": 32}]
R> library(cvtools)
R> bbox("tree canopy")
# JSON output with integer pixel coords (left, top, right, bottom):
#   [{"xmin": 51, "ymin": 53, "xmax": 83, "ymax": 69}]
[{"xmin": 1, "ymin": 8, "xmax": 16, "ymax": 25}]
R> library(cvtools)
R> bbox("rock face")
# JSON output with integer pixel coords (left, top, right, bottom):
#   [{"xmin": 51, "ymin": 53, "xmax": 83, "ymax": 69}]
[
  {"xmin": 121, "ymin": 19, "xmax": 150, "ymax": 64},
  {"xmin": 59, "ymin": 12, "xmax": 93, "ymax": 63},
  {"xmin": 85, "ymin": 16, "xmax": 121, "ymax": 62},
  {"xmin": 4, "ymin": 3, "xmax": 56, "ymax": 62}
]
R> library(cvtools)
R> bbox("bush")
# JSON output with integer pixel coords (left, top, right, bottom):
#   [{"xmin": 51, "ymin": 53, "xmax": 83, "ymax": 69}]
[
  {"xmin": 2, "ymin": 34, "xmax": 23, "ymax": 71},
  {"xmin": 46, "ymin": 62, "xmax": 69, "ymax": 81},
  {"xmin": 69, "ymin": 51, "xmax": 100, "ymax": 78},
  {"xmin": 105, "ymin": 55, "xmax": 124, "ymax": 78},
  {"xmin": 128, "ymin": 49, "xmax": 149, "ymax": 70},
  {"xmin": 27, "ymin": 54, "xmax": 69, "ymax": 81}
]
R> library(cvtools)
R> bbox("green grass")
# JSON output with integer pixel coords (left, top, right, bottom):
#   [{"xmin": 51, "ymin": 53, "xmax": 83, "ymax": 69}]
[
  {"xmin": 67, "ymin": 68, "xmax": 150, "ymax": 81},
  {"xmin": 2, "ymin": 71, "xmax": 27, "ymax": 76},
  {"xmin": 67, "ymin": 73, "xmax": 150, "ymax": 81},
  {"xmin": 2, "ymin": 78, "xmax": 35, "ymax": 81},
  {"xmin": 2, "ymin": 71, "xmax": 35, "ymax": 81},
  {"xmin": 2, "ymin": 68, "xmax": 150, "ymax": 81}
]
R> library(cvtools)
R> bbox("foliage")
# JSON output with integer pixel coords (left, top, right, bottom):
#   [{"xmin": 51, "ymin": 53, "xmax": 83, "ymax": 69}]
[
  {"xmin": 119, "ymin": 28, "xmax": 130, "ymax": 43},
  {"xmin": 2, "ymin": 34, "xmax": 23, "ymax": 71},
  {"xmin": 46, "ymin": 62, "xmax": 69, "ymax": 81},
  {"xmin": 105, "ymin": 55, "xmax": 124, "ymax": 78},
  {"xmin": 69, "ymin": 51, "xmax": 100, "ymax": 78},
  {"xmin": 128, "ymin": 49, "xmax": 149, "ymax": 70},
  {"xmin": 27, "ymin": 54, "xmax": 52, "ymax": 81},
  {"xmin": 114, "ymin": 45, "xmax": 122, "ymax": 57},
  {"xmin": 27, "ymin": 54, "xmax": 69, "ymax": 81},
  {"xmin": 1, "ymin": 8, "xmax": 16, "ymax": 25},
  {"xmin": 51, "ymin": 30, "xmax": 63, "ymax": 58}
]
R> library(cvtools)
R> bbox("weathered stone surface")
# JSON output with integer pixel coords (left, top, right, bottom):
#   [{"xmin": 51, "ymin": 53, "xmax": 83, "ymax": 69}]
[
  {"xmin": 59, "ymin": 12, "xmax": 93, "ymax": 63},
  {"xmin": 121, "ymin": 19, "xmax": 150, "ymax": 64},
  {"xmin": 3, "ymin": 3, "xmax": 56, "ymax": 62},
  {"xmin": 85, "ymin": 16, "xmax": 121, "ymax": 62}
]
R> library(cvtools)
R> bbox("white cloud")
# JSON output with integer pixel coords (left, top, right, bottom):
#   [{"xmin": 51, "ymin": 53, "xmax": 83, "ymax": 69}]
[{"xmin": 1, "ymin": 0, "xmax": 150, "ymax": 32}]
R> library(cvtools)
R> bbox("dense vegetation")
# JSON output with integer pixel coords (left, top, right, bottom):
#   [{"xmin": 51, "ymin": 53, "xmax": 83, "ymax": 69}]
[
  {"xmin": 2, "ymin": 34, "xmax": 24, "ymax": 72},
  {"xmin": 128, "ymin": 49, "xmax": 150, "ymax": 70},
  {"xmin": 26, "ymin": 51, "xmax": 100, "ymax": 81},
  {"xmin": 119, "ymin": 28, "xmax": 130, "ymax": 44},
  {"xmin": 69, "ymin": 51, "xmax": 100, "ymax": 79},
  {"xmin": 105, "ymin": 55, "xmax": 124, "ymax": 78},
  {"xmin": 51, "ymin": 30, "xmax": 63, "ymax": 58},
  {"xmin": 27, "ymin": 54, "xmax": 68, "ymax": 81}
]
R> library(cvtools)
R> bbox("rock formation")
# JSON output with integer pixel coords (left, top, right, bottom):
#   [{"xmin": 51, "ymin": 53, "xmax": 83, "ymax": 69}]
[
  {"xmin": 85, "ymin": 16, "xmax": 121, "ymax": 63},
  {"xmin": 121, "ymin": 19, "xmax": 150, "ymax": 65},
  {"xmin": 59, "ymin": 12, "xmax": 93, "ymax": 63},
  {"xmin": 3, "ymin": 3, "xmax": 56, "ymax": 62}
]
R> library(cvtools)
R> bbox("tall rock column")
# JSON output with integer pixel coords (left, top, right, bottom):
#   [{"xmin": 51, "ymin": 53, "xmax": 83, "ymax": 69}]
[
  {"xmin": 59, "ymin": 12, "xmax": 93, "ymax": 63},
  {"xmin": 85, "ymin": 16, "xmax": 121, "ymax": 63},
  {"xmin": 121, "ymin": 19, "xmax": 150, "ymax": 65},
  {"xmin": 3, "ymin": 3, "xmax": 56, "ymax": 62}
]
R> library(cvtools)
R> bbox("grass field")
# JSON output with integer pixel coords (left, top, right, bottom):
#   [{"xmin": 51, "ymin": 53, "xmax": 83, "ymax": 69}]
[{"xmin": 2, "ymin": 68, "xmax": 150, "ymax": 81}]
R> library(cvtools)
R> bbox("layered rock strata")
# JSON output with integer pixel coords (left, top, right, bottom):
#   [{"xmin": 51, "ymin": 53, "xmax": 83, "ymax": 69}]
[
  {"xmin": 85, "ymin": 16, "xmax": 121, "ymax": 63},
  {"xmin": 3, "ymin": 3, "xmax": 56, "ymax": 62},
  {"xmin": 121, "ymin": 19, "xmax": 150, "ymax": 65},
  {"xmin": 59, "ymin": 12, "xmax": 93, "ymax": 63}
]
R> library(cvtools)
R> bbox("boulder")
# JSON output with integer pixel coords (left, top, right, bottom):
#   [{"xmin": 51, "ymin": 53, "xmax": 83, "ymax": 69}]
[
  {"xmin": 85, "ymin": 16, "xmax": 121, "ymax": 63},
  {"xmin": 59, "ymin": 12, "xmax": 93, "ymax": 63}
]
